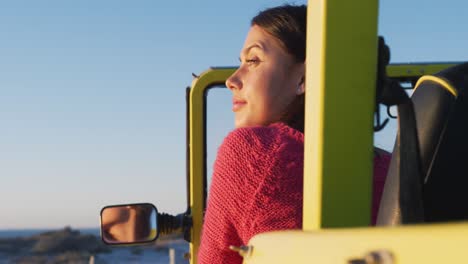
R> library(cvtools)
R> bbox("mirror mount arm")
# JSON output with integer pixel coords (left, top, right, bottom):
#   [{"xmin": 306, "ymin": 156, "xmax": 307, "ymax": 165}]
[{"xmin": 158, "ymin": 211, "xmax": 193, "ymax": 241}]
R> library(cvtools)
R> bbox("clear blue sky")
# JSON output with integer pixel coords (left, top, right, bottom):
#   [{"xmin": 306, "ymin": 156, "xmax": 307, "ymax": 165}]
[{"xmin": 0, "ymin": 0, "xmax": 466, "ymax": 229}]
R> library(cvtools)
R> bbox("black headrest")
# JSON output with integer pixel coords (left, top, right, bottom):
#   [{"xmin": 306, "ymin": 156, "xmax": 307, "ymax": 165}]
[{"xmin": 377, "ymin": 62, "xmax": 468, "ymax": 225}]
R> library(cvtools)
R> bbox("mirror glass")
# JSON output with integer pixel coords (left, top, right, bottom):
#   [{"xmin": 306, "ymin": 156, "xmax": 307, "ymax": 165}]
[{"xmin": 100, "ymin": 203, "xmax": 158, "ymax": 244}]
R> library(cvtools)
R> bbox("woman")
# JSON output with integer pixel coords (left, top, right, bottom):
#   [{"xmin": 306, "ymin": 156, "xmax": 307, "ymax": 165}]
[{"xmin": 198, "ymin": 4, "xmax": 390, "ymax": 263}]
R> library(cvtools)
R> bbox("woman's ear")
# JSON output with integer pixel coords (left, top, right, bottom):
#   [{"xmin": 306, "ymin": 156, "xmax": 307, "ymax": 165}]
[
  {"xmin": 296, "ymin": 62, "xmax": 306, "ymax": 95},
  {"xmin": 296, "ymin": 77, "xmax": 305, "ymax": 95}
]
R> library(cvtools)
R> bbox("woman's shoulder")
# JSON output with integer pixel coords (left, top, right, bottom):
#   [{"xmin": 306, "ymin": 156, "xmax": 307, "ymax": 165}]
[
  {"xmin": 213, "ymin": 123, "xmax": 304, "ymax": 185},
  {"xmin": 373, "ymin": 147, "xmax": 392, "ymax": 181},
  {"xmin": 374, "ymin": 147, "xmax": 392, "ymax": 167},
  {"xmin": 212, "ymin": 123, "xmax": 304, "ymax": 202},
  {"xmin": 221, "ymin": 122, "xmax": 304, "ymax": 152}
]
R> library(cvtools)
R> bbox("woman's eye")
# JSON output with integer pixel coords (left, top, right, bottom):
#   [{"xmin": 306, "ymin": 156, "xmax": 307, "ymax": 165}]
[{"xmin": 245, "ymin": 58, "xmax": 260, "ymax": 65}]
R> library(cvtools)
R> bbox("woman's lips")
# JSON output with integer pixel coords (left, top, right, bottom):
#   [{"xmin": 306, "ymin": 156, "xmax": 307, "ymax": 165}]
[{"xmin": 232, "ymin": 99, "xmax": 247, "ymax": 112}]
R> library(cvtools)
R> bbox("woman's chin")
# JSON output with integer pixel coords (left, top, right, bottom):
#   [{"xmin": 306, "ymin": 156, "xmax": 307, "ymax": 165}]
[
  {"xmin": 235, "ymin": 119, "xmax": 265, "ymax": 129},
  {"xmin": 234, "ymin": 118, "xmax": 248, "ymax": 129}
]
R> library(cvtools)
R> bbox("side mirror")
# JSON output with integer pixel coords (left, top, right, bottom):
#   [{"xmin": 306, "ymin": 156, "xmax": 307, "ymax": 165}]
[{"xmin": 100, "ymin": 203, "xmax": 158, "ymax": 245}]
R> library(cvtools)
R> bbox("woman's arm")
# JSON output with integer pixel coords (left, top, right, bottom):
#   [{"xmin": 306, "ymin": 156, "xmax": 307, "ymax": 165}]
[{"xmin": 198, "ymin": 130, "xmax": 248, "ymax": 264}]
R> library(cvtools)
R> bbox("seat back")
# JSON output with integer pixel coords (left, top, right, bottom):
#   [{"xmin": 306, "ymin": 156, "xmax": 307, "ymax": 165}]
[{"xmin": 377, "ymin": 63, "xmax": 468, "ymax": 225}]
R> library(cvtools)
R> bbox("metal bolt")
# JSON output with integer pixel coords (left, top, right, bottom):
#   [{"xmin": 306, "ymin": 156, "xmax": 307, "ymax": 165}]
[
  {"xmin": 229, "ymin": 245, "xmax": 253, "ymax": 258},
  {"xmin": 348, "ymin": 250, "xmax": 394, "ymax": 264}
]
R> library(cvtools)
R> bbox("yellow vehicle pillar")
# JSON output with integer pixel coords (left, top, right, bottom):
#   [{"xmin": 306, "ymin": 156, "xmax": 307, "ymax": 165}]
[
  {"xmin": 303, "ymin": 0, "xmax": 379, "ymax": 229},
  {"xmin": 188, "ymin": 68, "xmax": 235, "ymax": 264}
]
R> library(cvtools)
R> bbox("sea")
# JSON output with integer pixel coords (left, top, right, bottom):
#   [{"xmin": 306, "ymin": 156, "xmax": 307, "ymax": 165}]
[
  {"xmin": 0, "ymin": 228, "xmax": 100, "ymax": 238},
  {"xmin": 0, "ymin": 228, "xmax": 189, "ymax": 264}
]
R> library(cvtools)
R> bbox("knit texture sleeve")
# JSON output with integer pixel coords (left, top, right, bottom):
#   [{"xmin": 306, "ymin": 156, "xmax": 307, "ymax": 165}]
[
  {"xmin": 240, "ymin": 127, "xmax": 303, "ymax": 242},
  {"xmin": 198, "ymin": 123, "xmax": 304, "ymax": 264},
  {"xmin": 197, "ymin": 128, "xmax": 253, "ymax": 264},
  {"xmin": 371, "ymin": 150, "xmax": 391, "ymax": 225}
]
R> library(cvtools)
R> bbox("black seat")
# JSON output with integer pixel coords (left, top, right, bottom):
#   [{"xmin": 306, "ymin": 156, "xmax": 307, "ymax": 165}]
[{"xmin": 377, "ymin": 62, "xmax": 468, "ymax": 225}]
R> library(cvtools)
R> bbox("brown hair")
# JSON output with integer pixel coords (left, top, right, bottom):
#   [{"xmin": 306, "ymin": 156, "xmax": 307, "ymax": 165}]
[{"xmin": 252, "ymin": 4, "xmax": 307, "ymax": 133}]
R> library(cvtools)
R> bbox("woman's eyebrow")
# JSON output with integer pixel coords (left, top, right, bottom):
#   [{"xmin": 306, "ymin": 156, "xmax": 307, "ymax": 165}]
[{"xmin": 240, "ymin": 43, "xmax": 264, "ymax": 59}]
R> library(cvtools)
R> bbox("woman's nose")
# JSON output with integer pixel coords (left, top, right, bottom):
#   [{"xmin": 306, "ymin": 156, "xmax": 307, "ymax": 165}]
[{"xmin": 226, "ymin": 70, "xmax": 242, "ymax": 91}]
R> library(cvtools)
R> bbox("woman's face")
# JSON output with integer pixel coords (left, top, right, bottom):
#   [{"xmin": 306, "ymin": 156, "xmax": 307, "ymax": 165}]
[{"xmin": 226, "ymin": 25, "xmax": 305, "ymax": 128}]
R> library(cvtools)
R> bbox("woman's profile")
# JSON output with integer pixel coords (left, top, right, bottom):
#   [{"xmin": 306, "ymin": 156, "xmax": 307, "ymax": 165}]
[{"xmin": 198, "ymin": 4, "xmax": 390, "ymax": 263}]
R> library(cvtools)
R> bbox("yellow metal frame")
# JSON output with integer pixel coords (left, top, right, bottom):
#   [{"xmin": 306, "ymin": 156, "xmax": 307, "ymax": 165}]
[
  {"xmin": 387, "ymin": 62, "xmax": 458, "ymax": 79},
  {"xmin": 188, "ymin": 67, "xmax": 235, "ymax": 264},
  {"xmin": 244, "ymin": 223, "xmax": 468, "ymax": 263},
  {"xmin": 303, "ymin": 0, "xmax": 379, "ymax": 229}
]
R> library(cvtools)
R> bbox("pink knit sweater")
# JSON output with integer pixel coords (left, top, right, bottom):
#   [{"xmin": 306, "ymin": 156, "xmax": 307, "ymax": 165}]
[{"xmin": 198, "ymin": 122, "xmax": 390, "ymax": 264}]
